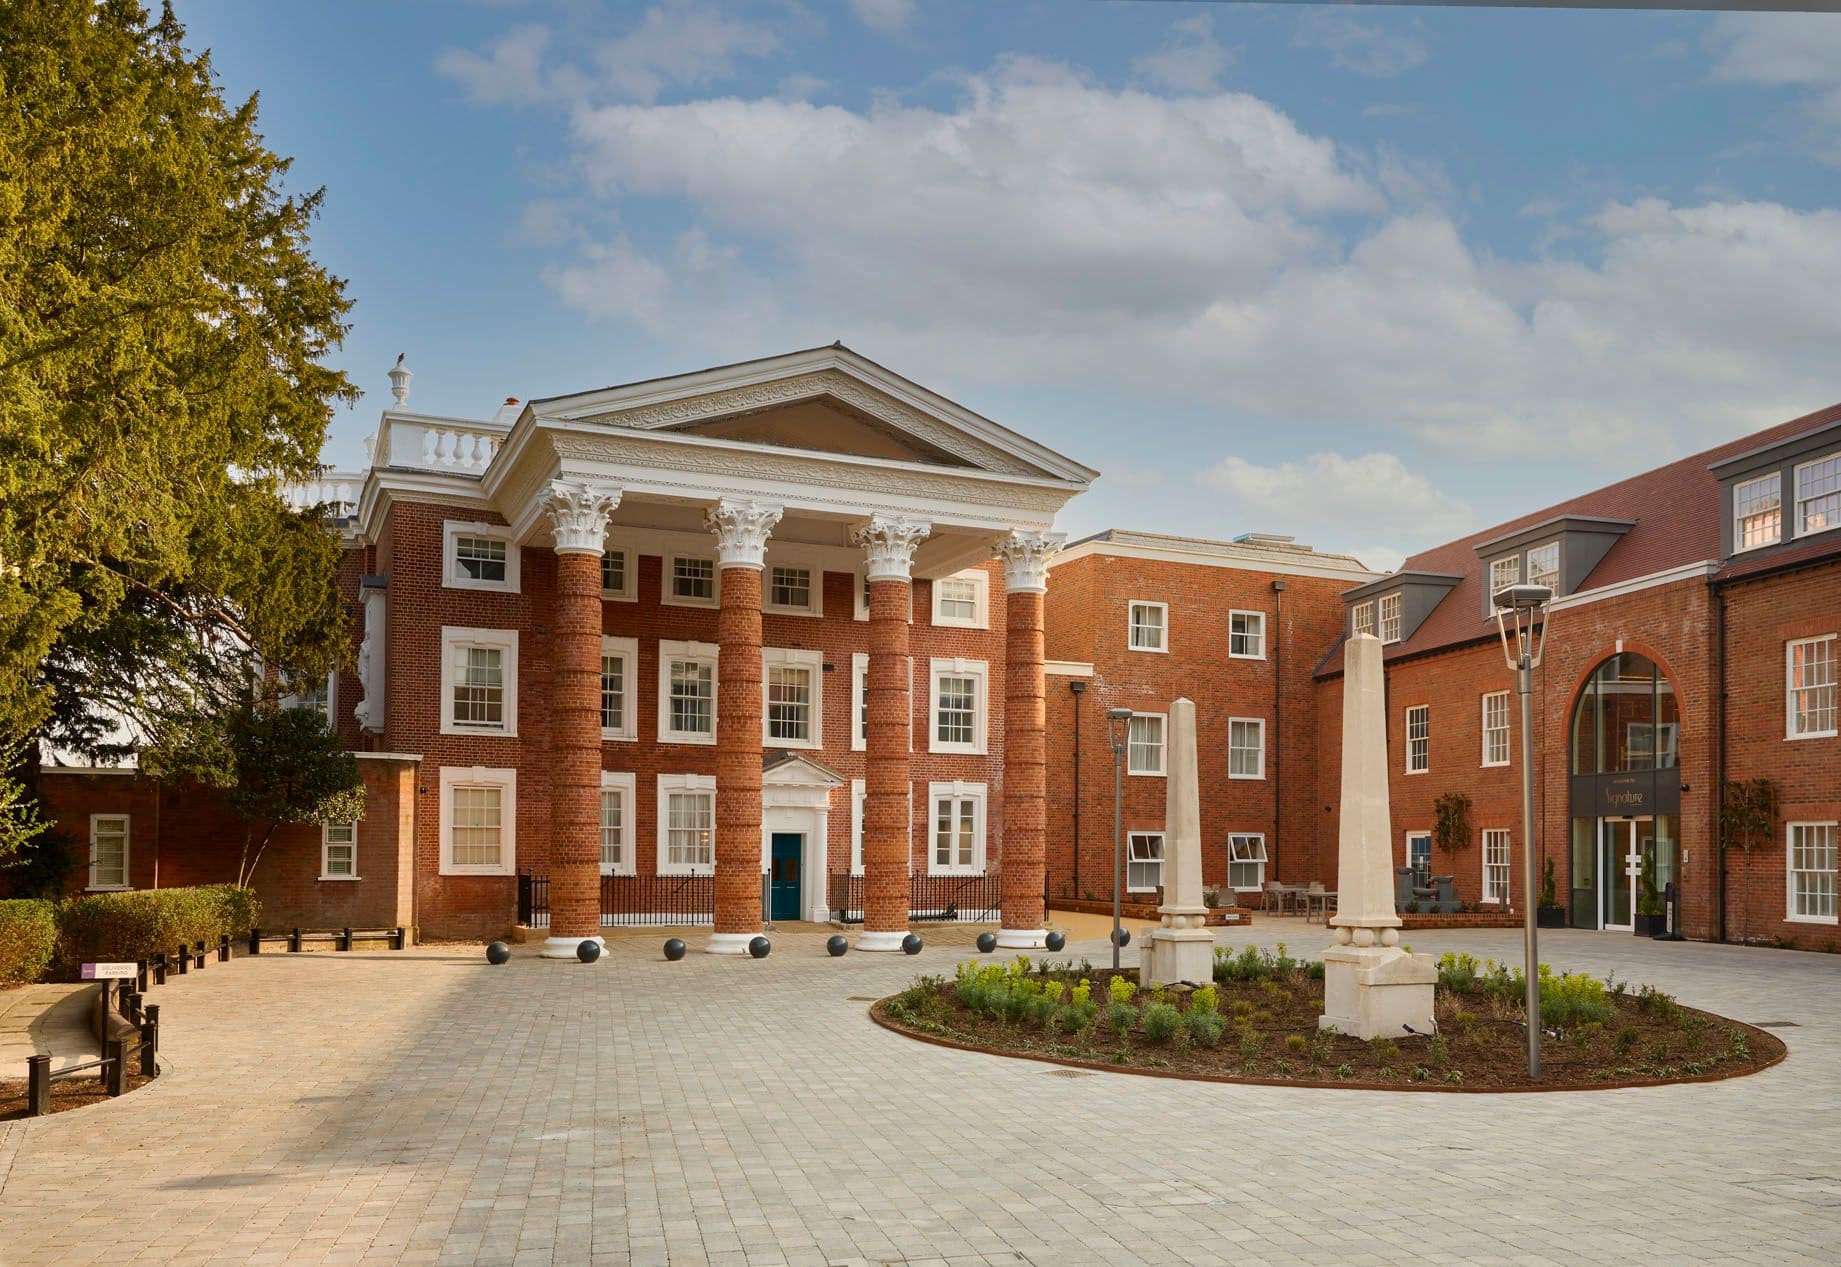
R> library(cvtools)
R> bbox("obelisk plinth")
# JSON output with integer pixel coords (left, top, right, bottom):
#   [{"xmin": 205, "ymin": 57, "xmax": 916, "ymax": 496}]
[{"xmin": 1146, "ymin": 698, "xmax": 1213, "ymax": 986}]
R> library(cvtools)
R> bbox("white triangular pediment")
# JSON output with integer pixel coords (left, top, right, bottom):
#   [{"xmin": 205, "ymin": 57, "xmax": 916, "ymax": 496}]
[{"xmin": 763, "ymin": 753, "xmax": 846, "ymax": 788}]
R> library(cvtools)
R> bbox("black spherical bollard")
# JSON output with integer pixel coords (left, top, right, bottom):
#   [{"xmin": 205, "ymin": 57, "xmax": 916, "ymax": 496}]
[
  {"xmin": 663, "ymin": 937, "xmax": 686, "ymax": 961},
  {"xmin": 902, "ymin": 933, "xmax": 923, "ymax": 955},
  {"xmin": 976, "ymin": 931, "xmax": 997, "ymax": 954},
  {"xmin": 1111, "ymin": 928, "xmax": 1131, "ymax": 948},
  {"xmin": 826, "ymin": 934, "xmax": 848, "ymax": 957},
  {"xmin": 577, "ymin": 939, "xmax": 601, "ymax": 963},
  {"xmin": 1045, "ymin": 931, "xmax": 1066, "ymax": 952},
  {"xmin": 748, "ymin": 935, "xmax": 771, "ymax": 959},
  {"xmin": 485, "ymin": 941, "xmax": 510, "ymax": 965}
]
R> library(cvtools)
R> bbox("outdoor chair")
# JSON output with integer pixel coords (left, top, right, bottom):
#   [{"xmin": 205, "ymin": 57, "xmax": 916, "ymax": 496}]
[{"xmin": 1263, "ymin": 880, "xmax": 1286, "ymax": 914}]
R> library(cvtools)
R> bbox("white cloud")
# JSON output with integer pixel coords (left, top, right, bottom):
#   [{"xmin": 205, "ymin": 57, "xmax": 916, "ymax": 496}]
[
  {"xmin": 849, "ymin": 0, "xmax": 915, "ymax": 34},
  {"xmin": 1198, "ymin": 451, "xmax": 1475, "ymax": 560},
  {"xmin": 1132, "ymin": 14, "xmax": 1234, "ymax": 95},
  {"xmin": 528, "ymin": 56, "xmax": 1841, "ymax": 467},
  {"xmin": 777, "ymin": 72, "xmax": 827, "ymax": 101},
  {"xmin": 1292, "ymin": 12, "xmax": 1429, "ymax": 80},
  {"xmin": 1706, "ymin": 14, "xmax": 1841, "ymax": 164},
  {"xmin": 435, "ymin": 3, "xmax": 781, "ymax": 107}
]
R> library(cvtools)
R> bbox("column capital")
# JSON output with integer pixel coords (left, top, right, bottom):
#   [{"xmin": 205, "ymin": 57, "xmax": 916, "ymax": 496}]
[
  {"xmin": 995, "ymin": 529, "xmax": 1064, "ymax": 595},
  {"xmin": 544, "ymin": 479, "xmax": 622, "ymax": 555},
  {"xmin": 705, "ymin": 499, "xmax": 784, "ymax": 570},
  {"xmin": 851, "ymin": 514, "xmax": 932, "ymax": 583}
]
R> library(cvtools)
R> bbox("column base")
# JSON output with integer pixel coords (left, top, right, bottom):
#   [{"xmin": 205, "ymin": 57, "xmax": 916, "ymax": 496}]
[
  {"xmin": 540, "ymin": 935, "xmax": 606, "ymax": 961},
  {"xmin": 996, "ymin": 928, "xmax": 1047, "ymax": 949},
  {"xmin": 855, "ymin": 929, "xmax": 910, "ymax": 952},
  {"xmin": 706, "ymin": 932, "xmax": 762, "ymax": 956}
]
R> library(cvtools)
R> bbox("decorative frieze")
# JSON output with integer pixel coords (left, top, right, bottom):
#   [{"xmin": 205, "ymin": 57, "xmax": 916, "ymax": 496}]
[
  {"xmin": 851, "ymin": 514, "xmax": 933, "ymax": 583},
  {"xmin": 544, "ymin": 479, "xmax": 623, "ymax": 555},
  {"xmin": 995, "ymin": 529, "xmax": 1064, "ymax": 595},
  {"xmin": 705, "ymin": 499, "xmax": 785, "ymax": 570}
]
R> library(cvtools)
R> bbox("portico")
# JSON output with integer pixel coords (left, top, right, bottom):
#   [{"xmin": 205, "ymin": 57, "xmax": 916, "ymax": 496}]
[{"xmin": 457, "ymin": 345, "xmax": 1093, "ymax": 955}]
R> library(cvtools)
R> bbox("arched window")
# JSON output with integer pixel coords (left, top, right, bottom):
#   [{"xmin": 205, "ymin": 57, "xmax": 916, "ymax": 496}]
[{"xmin": 1570, "ymin": 652, "xmax": 1679, "ymax": 776}]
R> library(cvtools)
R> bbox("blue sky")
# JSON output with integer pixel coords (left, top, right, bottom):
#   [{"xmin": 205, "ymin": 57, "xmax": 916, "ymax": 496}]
[{"xmin": 172, "ymin": 1, "xmax": 1841, "ymax": 571}]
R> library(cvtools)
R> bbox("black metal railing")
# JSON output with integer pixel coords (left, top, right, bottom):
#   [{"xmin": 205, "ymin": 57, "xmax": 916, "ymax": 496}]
[
  {"xmin": 518, "ymin": 872, "xmax": 716, "ymax": 928},
  {"xmin": 828, "ymin": 872, "xmax": 1002, "ymax": 924}
]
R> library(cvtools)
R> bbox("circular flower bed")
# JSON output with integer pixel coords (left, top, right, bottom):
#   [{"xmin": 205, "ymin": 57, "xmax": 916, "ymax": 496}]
[{"xmin": 871, "ymin": 945, "xmax": 1786, "ymax": 1091}]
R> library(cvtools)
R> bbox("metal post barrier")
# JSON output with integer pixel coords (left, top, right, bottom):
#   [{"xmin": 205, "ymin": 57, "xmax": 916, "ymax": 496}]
[
  {"xmin": 193, "ymin": 940, "xmax": 206, "ymax": 969},
  {"xmin": 250, "ymin": 927, "xmax": 262, "ymax": 955},
  {"xmin": 27, "ymin": 1054, "xmax": 50, "ymax": 1116},
  {"xmin": 341, "ymin": 927, "xmax": 353, "ymax": 952},
  {"xmin": 125, "ymin": 991, "xmax": 142, "ymax": 1025},
  {"xmin": 392, "ymin": 927, "xmax": 406, "ymax": 950},
  {"xmin": 137, "ymin": 959, "xmax": 152, "ymax": 992},
  {"xmin": 144, "ymin": 1004, "xmax": 160, "ymax": 1062},
  {"xmin": 176, "ymin": 947, "xmax": 189, "ymax": 976},
  {"xmin": 104, "ymin": 1038, "xmax": 126, "ymax": 1096},
  {"xmin": 139, "ymin": 1016, "xmax": 158, "ymax": 1076},
  {"xmin": 217, "ymin": 935, "xmax": 230, "ymax": 962},
  {"xmin": 289, "ymin": 928, "xmax": 302, "ymax": 953},
  {"xmin": 153, "ymin": 953, "xmax": 167, "ymax": 986}
]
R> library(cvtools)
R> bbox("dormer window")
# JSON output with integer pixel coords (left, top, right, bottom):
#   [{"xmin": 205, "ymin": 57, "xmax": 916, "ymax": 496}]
[
  {"xmin": 1795, "ymin": 452, "xmax": 1840, "ymax": 537},
  {"xmin": 1526, "ymin": 541, "xmax": 1560, "ymax": 591},
  {"xmin": 1352, "ymin": 601, "xmax": 1375, "ymax": 638},
  {"xmin": 1734, "ymin": 473, "xmax": 1782, "ymax": 551},
  {"xmin": 1488, "ymin": 556, "xmax": 1520, "ymax": 602},
  {"xmin": 1378, "ymin": 592, "xmax": 1403, "ymax": 644}
]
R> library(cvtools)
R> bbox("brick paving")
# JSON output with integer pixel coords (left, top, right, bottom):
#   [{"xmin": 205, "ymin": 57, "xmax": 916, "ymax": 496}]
[{"xmin": 0, "ymin": 924, "xmax": 1836, "ymax": 1266}]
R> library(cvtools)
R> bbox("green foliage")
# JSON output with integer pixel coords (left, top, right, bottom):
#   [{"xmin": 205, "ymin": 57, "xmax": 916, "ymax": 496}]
[
  {"xmin": 1721, "ymin": 778, "xmax": 1779, "ymax": 944},
  {"xmin": 1541, "ymin": 971, "xmax": 1614, "ymax": 1030},
  {"xmin": 1107, "ymin": 975, "xmax": 1137, "ymax": 1005},
  {"xmin": 1185, "ymin": 1008, "xmax": 1224, "ymax": 1048},
  {"xmin": 1540, "ymin": 856, "xmax": 1558, "ymax": 909},
  {"xmin": 1283, "ymin": 1033, "xmax": 1308, "ymax": 1055},
  {"xmin": 1106, "ymin": 1002, "xmax": 1136, "ymax": 1036},
  {"xmin": 1069, "ymin": 978, "xmax": 1092, "ymax": 1009},
  {"xmin": 0, "ymin": 898, "xmax": 56, "ymax": 986},
  {"xmin": 1143, "ymin": 1002, "xmax": 1181, "ymax": 1043},
  {"xmin": 0, "ymin": 0, "xmax": 357, "ymax": 755},
  {"xmin": 1436, "ymin": 951, "xmax": 1480, "ymax": 992},
  {"xmin": 1, "ymin": 821, "xmax": 80, "ymax": 897},
  {"xmin": 0, "ymin": 736, "xmax": 47, "ymax": 861},
  {"xmin": 51, "ymin": 883, "xmax": 259, "ymax": 977},
  {"xmin": 1188, "ymin": 984, "xmax": 1217, "ymax": 1013},
  {"xmin": 1434, "ymin": 791, "xmax": 1474, "ymax": 855}
]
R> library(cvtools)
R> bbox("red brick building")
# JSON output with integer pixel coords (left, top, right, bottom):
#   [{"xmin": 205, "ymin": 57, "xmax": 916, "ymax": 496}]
[{"xmin": 31, "ymin": 349, "xmax": 1841, "ymax": 952}]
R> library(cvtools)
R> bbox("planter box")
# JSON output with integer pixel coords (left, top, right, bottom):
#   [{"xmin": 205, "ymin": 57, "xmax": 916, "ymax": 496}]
[
  {"xmin": 1635, "ymin": 913, "xmax": 1669, "ymax": 938},
  {"xmin": 1399, "ymin": 909, "xmax": 1523, "ymax": 930},
  {"xmin": 1537, "ymin": 906, "xmax": 1568, "ymax": 929}
]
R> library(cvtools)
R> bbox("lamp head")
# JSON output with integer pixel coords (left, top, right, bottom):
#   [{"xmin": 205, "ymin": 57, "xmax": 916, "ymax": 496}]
[
  {"xmin": 1069, "ymin": 678, "xmax": 1086, "ymax": 696},
  {"xmin": 1492, "ymin": 582, "xmax": 1554, "ymax": 613},
  {"xmin": 1106, "ymin": 707, "xmax": 1134, "ymax": 721}
]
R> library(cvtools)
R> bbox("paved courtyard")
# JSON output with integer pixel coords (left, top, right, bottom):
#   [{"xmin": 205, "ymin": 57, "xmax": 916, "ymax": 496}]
[{"xmin": 1, "ymin": 923, "xmax": 1837, "ymax": 1266}]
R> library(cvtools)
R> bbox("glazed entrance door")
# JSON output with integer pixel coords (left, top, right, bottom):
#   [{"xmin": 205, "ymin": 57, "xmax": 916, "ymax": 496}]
[{"xmin": 1599, "ymin": 818, "xmax": 1646, "ymax": 931}]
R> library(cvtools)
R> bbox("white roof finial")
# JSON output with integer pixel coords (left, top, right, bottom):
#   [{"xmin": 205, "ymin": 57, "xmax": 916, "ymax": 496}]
[{"xmin": 387, "ymin": 353, "xmax": 412, "ymax": 408}]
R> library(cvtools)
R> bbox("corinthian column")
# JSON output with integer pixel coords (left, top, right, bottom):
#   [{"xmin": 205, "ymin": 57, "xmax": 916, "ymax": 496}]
[
  {"xmin": 995, "ymin": 530, "xmax": 1062, "ymax": 949},
  {"xmin": 542, "ymin": 479, "xmax": 622, "ymax": 960},
  {"xmin": 706, "ymin": 499, "xmax": 783, "ymax": 954},
  {"xmin": 851, "ymin": 513, "xmax": 931, "ymax": 950}
]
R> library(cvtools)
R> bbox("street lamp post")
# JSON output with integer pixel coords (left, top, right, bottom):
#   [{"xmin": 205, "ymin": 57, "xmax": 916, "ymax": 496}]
[
  {"xmin": 1107, "ymin": 706, "xmax": 1134, "ymax": 971},
  {"xmin": 1493, "ymin": 581, "xmax": 1553, "ymax": 1079}
]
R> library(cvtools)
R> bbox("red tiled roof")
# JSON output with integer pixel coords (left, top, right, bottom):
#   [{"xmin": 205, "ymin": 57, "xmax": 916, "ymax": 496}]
[{"xmin": 1317, "ymin": 401, "xmax": 1841, "ymax": 677}]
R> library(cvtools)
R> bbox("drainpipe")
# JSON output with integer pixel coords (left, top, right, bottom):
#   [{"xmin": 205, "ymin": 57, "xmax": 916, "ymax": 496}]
[
  {"xmin": 1069, "ymin": 678, "xmax": 1086, "ymax": 898},
  {"xmin": 1713, "ymin": 583, "xmax": 1728, "ymax": 943},
  {"xmin": 1271, "ymin": 580, "xmax": 1286, "ymax": 882}
]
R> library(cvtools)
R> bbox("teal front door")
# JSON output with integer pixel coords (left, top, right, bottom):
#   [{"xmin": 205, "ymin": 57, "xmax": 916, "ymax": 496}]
[{"xmin": 770, "ymin": 833, "xmax": 803, "ymax": 921}]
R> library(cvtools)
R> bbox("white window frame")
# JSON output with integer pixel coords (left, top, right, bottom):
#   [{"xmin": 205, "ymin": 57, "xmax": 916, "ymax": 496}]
[
  {"xmin": 930, "ymin": 569, "xmax": 989, "ymax": 629},
  {"xmin": 285, "ymin": 672, "xmax": 336, "ymax": 723},
  {"xmin": 928, "ymin": 657, "xmax": 989, "ymax": 755},
  {"xmin": 849, "ymin": 778, "xmax": 866, "ymax": 876},
  {"xmin": 599, "ymin": 544, "xmax": 637, "ymax": 602},
  {"xmin": 1227, "ymin": 833, "xmax": 1267, "ymax": 893},
  {"xmin": 1378, "ymin": 591, "xmax": 1403, "ymax": 645},
  {"xmin": 1786, "ymin": 821, "xmax": 1838, "ymax": 925},
  {"xmin": 927, "ymin": 780, "xmax": 987, "ymax": 876},
  {"xmin": 761, "ymin": 646, "xmax": 824, "ymax": 749},
  {"xmin": 1127, "ymin": 712, "xmax": 1167, "ymax": 777},
  {"xmin": 1793, "ymin": 450, "xmax": 1841, "ymax": 538},
  {"xmin": 1126, "ymin": 831, "xmax": 1165, "ymax": 893},
  {"xmin": 1127, "ymin": 600, "xmax": 1168, "ymax": 653},
  {"xmin": 1732, "ymin": 472, "xmax": 1783, "ymax": 553},
  {"xmin": 851, "ymin": 652, "xmax": 869, "ymax": 752},
  {"xmin": 88, "ymin": 813, "xmax": 130, "ymax": 891},
  {"xmin": 439, "ymin": 627, "xmax": 519, "ymax": 737},
  {"xmin": 1787, "ymin": 634, "xmax": 1838, "ymax": 740},
  {"xmin": 1482, "ymin": 828, "xmax": 1511, "ymax": 904},
  {"xmin": 599, "ymin": 636, "xmax": 638, "ymax": 742},
  {"xmin": 763, "ymin": 554, "xmax": 823, "ymax": 618},
  {"xmin": 1406, "ymin": 831, "xmax": 1432, "ymax": 881},
  {"xmin": 1228, "ymin": 609, "xmax": 1266, "ymax": 660},
  {"xmin": 658, "ymin": 639, "xmax": 719, "ymax": 745},
  {"xmin": 853, "ymin": 566, "xmax": 871, "ymax": 621},
  {"xmin": 1526, "ymin": 540, "xmax": 1561, "ymax": 592},
  {"xmin": 439, "ymin": 766, "xmax": 517, "ymax": 877},
  {"xmin": 1488, "ymin": 556, "xmax": 1520, "ymax": 605},
  {"xmin": 1481, "ymin": 691, "xmax": 1511, "ymax": 767},
  {"xmin": 599, "ymin": 771, "xmax": 637, "ymax": 877},
  {"xmin": 320, "ymin": 820, "xmax": 359, "ymax": 881},
  {"xmin": 1405, "ymin": 704, "xmax": 1429, "ymax": 774},
  {"xmin": 657, "ymin": 774, "xmax": 716, "ymax": 877},
  {"xmin": 662, "ymin": 551, "xmax": 720, "ymax": 609},
  {"xmin": 1228, "ymin": 717, "xmax": 1266, "ymax": 780},
  {"xmin": 1351, "ymin": 601, "xmax": 1375, "ymax": 638},
  {"xmin": 442, "ymin": 521, "xmax": 520, "ymax": 593}
]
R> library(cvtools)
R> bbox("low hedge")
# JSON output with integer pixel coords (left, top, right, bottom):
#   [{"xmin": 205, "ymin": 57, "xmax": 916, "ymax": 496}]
[
  {"xmin": 53, "ymin": 885, "xmax": 263, "ymax": 979},
  {"xmin": 0, "ymin": 899, "xmax": 57, "ymax": 988}
]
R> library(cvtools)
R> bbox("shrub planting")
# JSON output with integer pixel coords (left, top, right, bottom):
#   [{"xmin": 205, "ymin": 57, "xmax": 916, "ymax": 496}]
[
  {"xmin": 53, "ymin": 885, "xmax": 262, "ymax": 977},
  {"xmin": 0, "ymin": 899, "xmax": 57, "ymax": 987}
]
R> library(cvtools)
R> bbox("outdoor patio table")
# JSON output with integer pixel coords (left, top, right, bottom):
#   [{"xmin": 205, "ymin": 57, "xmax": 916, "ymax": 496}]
[{"xmin": 1305, "ymin": 890, "xmax": 1337, "ymax": 922}]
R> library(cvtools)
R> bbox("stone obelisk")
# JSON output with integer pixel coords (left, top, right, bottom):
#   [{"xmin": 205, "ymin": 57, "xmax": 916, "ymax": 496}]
[
  {"xmin": 1319, "ymin": 633, "xmax": 1437, "ymax": 1038},
  {"xmin": 1146, "ymin": 698, "xmax": 1213, "ymax": 986}
]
